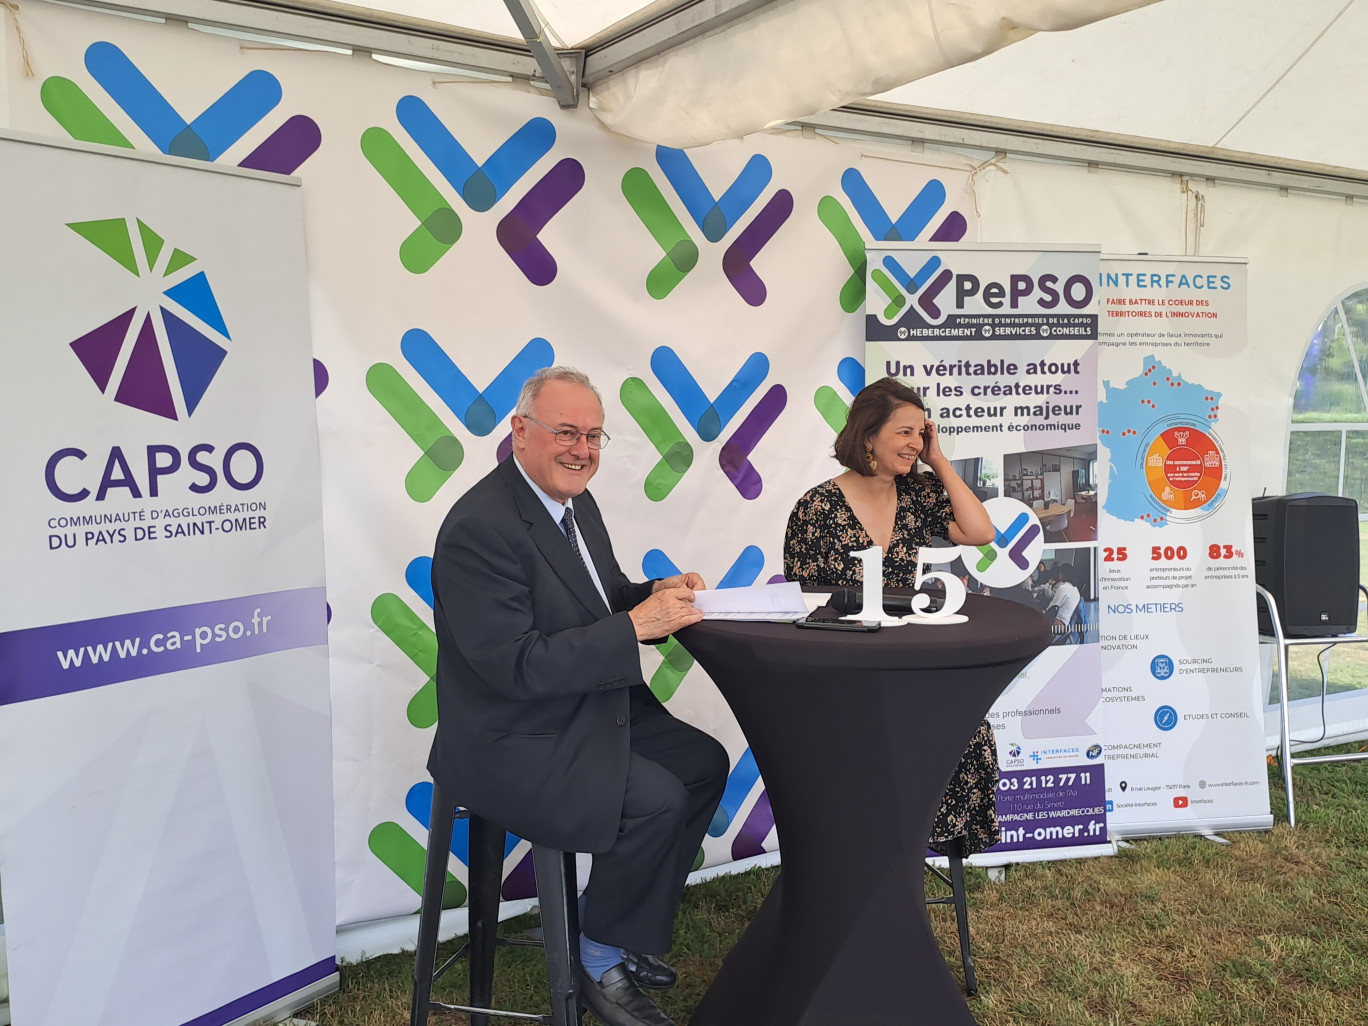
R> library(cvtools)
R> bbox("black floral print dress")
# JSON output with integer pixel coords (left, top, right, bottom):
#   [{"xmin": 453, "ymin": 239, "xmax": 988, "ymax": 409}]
[{"xmin": 783, "ymin": 472, "xmax": 1001, "ymax": 855}]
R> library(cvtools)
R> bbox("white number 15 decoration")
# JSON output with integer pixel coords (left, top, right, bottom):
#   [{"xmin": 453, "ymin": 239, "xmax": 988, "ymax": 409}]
[{"xmin": 845, "ymin": 545, "xmax": 968, "ymax": 625}]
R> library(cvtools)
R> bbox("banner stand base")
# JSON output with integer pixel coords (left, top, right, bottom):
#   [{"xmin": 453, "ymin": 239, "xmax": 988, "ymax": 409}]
[
  {"xmin": 966, "ymin": 841, "xmax": 1117, "ymax": 870},
  {"xmin": 1110, "ymin": 815, "xmax": 1274, "ymax": 840},
  {"xmin": 219, "ymin": 973, "xmax": 339, "ymax": 1026}
]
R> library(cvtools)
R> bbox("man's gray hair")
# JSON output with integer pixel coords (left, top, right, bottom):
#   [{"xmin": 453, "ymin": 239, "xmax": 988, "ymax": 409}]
[{"xmin": 515, "ymin": 366, "xmax": 602, "ymax": 417}]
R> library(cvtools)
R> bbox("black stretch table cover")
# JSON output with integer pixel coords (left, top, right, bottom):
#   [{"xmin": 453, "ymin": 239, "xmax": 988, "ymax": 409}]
[{"xmin": 678, "ymin": 593, "xmax": 1051, "ymax": 1026}]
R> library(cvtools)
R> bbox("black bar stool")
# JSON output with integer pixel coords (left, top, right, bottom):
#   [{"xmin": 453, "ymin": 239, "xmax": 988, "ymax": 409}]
[
  {"xmin": 410, "ymin": 781, "xmax": 583, "ymax": 1026},
  {"xmin": 925, "ymin": 836, "xmax": 978, "ymax": 996}
]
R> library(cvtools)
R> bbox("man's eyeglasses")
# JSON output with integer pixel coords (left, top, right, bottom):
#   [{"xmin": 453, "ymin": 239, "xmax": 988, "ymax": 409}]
[{"xmin": 523, "ymin": 414, "xmax": 610, "ymax": 450}]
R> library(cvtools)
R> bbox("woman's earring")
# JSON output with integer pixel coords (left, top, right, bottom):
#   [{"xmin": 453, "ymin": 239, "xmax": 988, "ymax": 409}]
[{"xmin": 865, "ymin": 446, "xmax": 877, "ymax": 471}]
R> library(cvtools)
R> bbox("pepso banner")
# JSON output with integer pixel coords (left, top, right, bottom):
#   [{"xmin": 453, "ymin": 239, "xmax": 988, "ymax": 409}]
[{"xmin": 868, "ymin": 244, "xmax": 1110, "ymax": 863}]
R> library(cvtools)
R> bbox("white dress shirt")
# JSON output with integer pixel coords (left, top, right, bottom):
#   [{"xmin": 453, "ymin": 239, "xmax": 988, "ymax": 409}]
[
  {"xmin": 1049, "ymin": 580, "xmax": 1081, "ymax": 624},
  {"xmin": 512, "ymin": 455, "xmax": 611, "ymax": 611}
]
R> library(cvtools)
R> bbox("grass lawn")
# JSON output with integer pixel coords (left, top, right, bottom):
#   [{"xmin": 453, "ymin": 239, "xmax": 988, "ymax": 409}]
[{"xmin": 305, "ymin": 747, "xmax": 1368, "ymax": 1026}]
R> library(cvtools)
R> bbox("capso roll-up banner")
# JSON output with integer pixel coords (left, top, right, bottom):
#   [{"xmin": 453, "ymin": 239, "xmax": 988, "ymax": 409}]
[{"xmin": 0, "ymin": 132, "xmax": 335, "ymax": 1026}]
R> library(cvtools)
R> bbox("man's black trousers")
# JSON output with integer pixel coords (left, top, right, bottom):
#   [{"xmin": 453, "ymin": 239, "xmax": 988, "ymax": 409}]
[{"xmin": 579, "ymin": 688, "xmax": 729, "ymax": 954}]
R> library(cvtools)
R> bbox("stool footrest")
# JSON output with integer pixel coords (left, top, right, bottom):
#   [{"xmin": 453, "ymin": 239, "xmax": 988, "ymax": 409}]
[
  {"xmin": 429, "ymin": 999, "xmax": 553, "ymax": 1023},
  {"xmin": 1290, "ymin": 751, "xmax": 1368, "ymax": 766},
  {"xmin": 432, "ymin": 945, "xmax": 467, "ymax": 985}
]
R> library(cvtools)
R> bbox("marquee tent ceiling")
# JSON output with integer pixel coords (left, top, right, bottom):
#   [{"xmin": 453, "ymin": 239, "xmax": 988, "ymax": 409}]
[
  {"xmin": 221, "ymin": 0, "xmax": 1159, "ymax": 143},
  {"xmin": 585, "ymin": 0, "xmax": 1160, "ymax": 146},
  {"xmin": 319, "ymin": 0, "xmax": 685, "ymax": 49},
  {"xmin": 879, "ymin": 0, "xmax": 1367, "ymax": 176},
  {"xmin": 57, "ymin": 0, "xmax": 1368, "ymax": 181}
]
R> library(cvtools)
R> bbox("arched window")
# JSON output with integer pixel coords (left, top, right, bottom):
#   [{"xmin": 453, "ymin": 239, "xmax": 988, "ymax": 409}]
[
  {"xmin": 1281, "ymin": 290, "xmax": 1368, "ymax": 716},
  {"xmin": 1287, "ymin": 287, "xmax": 1368, "ymax": 513}
]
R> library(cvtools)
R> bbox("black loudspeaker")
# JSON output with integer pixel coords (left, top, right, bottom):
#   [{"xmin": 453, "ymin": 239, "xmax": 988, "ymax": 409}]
[{"xmin": 1252, "ymin": 493, "xmax": 1360, "ymax": 637}]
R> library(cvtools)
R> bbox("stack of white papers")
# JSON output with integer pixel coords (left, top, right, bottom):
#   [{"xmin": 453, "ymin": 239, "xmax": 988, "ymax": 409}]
[{"xmin": 691, "ymin": 582, "xmax": 814, "ymax": 621}]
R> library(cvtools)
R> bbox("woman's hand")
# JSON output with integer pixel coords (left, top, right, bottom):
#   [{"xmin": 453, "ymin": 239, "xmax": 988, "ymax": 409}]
[
  {"xmin": 930, "ymin": 419, "xmax": 995, "ymax": 545},
  {"xmin": 921, "ymin": 419, "xmax": 947, "ymax": 467}
]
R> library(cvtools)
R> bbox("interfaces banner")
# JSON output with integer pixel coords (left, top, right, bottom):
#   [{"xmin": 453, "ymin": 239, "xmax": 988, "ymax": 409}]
[
  {"xmin": 1096, "ymin": 256, "xmax": 1271, "ymax": 836},
  {"xmin": 867, "ymin": 244, "xmax": 1110, "ymax": 863},
  {"xmin": 0, "ymin": 133, "xmax": 335, "ymax": 1026}
]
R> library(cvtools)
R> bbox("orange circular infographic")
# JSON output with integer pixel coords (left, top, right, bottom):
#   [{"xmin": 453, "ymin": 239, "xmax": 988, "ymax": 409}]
[{"xmin": 1144, "ymin": 425, "xmax": 1224, "ymax": 512}]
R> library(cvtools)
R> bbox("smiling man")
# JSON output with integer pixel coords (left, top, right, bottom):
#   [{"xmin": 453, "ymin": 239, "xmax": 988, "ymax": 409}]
[{"xmin": 427, "ymin": 366, "xmax": 727, "ymax": 1026}]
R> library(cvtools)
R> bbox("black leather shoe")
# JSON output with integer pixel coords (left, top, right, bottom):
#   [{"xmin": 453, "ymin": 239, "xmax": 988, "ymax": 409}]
[
  {"xmin": 580, "ymin": 964, "xmax": 676, "ymax": 1026},
  {"xmin": 623, "ymin": 950, "xmax": 677, "ymax": 990}
]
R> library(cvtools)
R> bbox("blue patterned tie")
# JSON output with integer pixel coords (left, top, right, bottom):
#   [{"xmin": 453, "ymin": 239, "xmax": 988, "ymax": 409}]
[{"xmin": 561, "ymin": 506, "xmax": 587, "ymax": 569}]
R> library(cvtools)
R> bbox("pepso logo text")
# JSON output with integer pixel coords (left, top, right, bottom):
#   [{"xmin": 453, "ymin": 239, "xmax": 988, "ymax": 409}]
[{"xmin": 955, "ymin": 273, "xmax": 1094, "ymax": 312}]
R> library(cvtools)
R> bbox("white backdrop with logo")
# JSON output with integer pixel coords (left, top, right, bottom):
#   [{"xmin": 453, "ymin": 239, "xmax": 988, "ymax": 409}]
[
  {"xmin": 6, "ymin": 0, "xmax": 1363, "ymax": 951},
  {"xmin": 1, "ymin": 1, "xmax": 992, "ymax": 931}
]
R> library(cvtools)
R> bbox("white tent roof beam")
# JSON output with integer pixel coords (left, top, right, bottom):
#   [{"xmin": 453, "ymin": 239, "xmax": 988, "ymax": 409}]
[
  {"xmin": 63, "ymin": 0, "xmax": 547, "ymax": 78},
  {"xmin": 581, "ymin": 0, "xmax": 782, "ymax": 85},
  {"xmin": 58, "ymin": 0, "xmax": 777, "ymax": 81},
  {"xmin": 501, "ymin": 0, "xmax": 581, "ymax": 107},
  {"xmin": 800, "ymin": 103, "xmax": 1368, "ymax": 203}
]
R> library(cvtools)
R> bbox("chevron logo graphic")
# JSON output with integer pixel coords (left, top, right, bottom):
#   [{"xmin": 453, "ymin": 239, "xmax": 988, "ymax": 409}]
[
  {"xmin": 813, "ymin": 357, "xmax": 866, "ymax": 433},
  {"xmin": 640, "ymin": 547, "xmax": 779, "ymax": 861},
  {"xmin": 817, "ymin": 169, "xmax": 968, "ymax": 314},
  {"xmin": 621, "ymin": 347, "xmax": 786, "ymax": 501},
  {"xmin": 362, "ymin": 98, "xmax": 584, "ymax": 281},
  {"xmin": 967, "ymin": 497, "xmax": 1045, "ymax": 588},
  {"xmin": 621, "ymin": 146, "xmax": 792, "ymax": 306},
  {"xmin": 42, "ymin": 42, "xmax": 320, "ymax": 175},
  {"xmin": 367, "ymin": 335, "xmax": 554, "ymax": 501},
  {"xmin": 872, "ymin": 252, "xmax": 955, "ymax": 323}
]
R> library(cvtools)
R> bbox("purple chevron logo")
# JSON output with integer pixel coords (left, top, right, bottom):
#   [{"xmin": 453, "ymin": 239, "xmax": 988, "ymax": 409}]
[
  {"xmin": 621, "ymin": 147, "xmax": 792, "ymax": 306},
  {"xmin": 362, "ymin": 100, "xmax": 584, "ymax": 283},
  {"xmin": 620, "ymin": 347, "xmax": 787, "ymax": 501},
  {"xmin": 42, "ymin": 42, "xmax": 320, "ymax": 175}
]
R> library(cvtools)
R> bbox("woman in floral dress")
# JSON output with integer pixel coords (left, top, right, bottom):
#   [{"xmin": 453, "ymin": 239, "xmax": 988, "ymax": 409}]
[{"xmin": 783, "ymin": 377, "xmax": 1002, "ymax": 854}]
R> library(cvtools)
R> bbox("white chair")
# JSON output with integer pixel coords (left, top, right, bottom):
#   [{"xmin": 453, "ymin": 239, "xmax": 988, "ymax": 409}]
[
  {"xmin": 1257, "ymin": 583, "xmax": 1368, "ymax": 826},
  {"xmin": 1032, "ymin": 499, "xmax": 1045, "ymax": 510},
  {"xmin": 1047, "ymin": 499, "xmax": 1072, "ymax": 540}
]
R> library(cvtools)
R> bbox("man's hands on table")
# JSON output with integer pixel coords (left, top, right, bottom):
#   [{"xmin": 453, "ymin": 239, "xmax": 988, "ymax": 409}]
[{"xmin": 630, "ymin": 573, "xmax": 707, "ymax": 641}]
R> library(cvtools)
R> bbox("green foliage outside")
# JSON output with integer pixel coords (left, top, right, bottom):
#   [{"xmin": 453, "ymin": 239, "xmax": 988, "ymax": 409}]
[
  {"xmin": 1292, "ymin": 303, "xmax": 1368, "ymax": 424},
  {"xmin": 1288, "ymin": 293, "xmax": 1368, "ymax": 505},
  {"xmin": 1273, "ymin": 523, "xmax": 1368, "ymax": 702}
]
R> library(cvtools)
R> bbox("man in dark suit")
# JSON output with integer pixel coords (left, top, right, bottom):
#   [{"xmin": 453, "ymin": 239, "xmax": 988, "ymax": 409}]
[{"xmin": 428, "ymin": 367, "xmax": 729, "ymax": 1026}]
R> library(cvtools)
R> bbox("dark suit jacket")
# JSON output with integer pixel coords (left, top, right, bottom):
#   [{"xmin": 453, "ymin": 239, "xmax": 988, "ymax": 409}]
[{"xmin": 427, "ymin": 456, "xmax": 657, "ymax": 853}]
